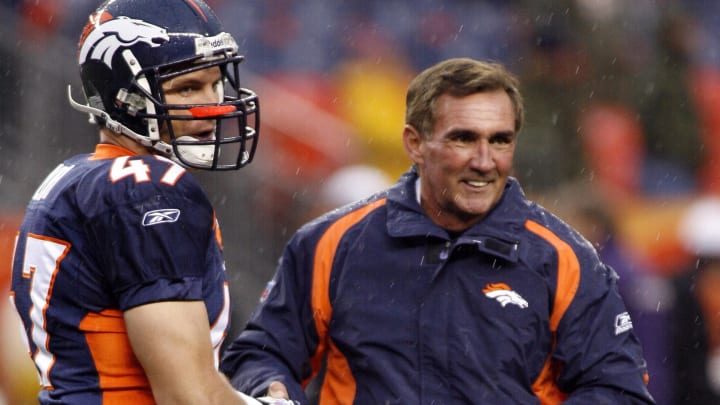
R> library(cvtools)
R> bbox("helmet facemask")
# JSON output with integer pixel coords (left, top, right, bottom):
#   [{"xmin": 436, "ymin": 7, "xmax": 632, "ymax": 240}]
[{"xmin": 127, "ymin": 52, "xmax": 259, "ymax": 170}]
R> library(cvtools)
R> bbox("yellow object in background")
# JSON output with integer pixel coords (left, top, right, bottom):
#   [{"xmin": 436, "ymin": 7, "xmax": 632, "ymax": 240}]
[{"xmin": 335, "ymin": 56, "xmax": 414, "ymax": 181}]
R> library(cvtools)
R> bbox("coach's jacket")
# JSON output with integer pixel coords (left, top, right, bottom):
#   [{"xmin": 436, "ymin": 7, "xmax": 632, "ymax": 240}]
[{"xmin": 221, "ymin": 169, "xmax": 655, "ymax": 405}]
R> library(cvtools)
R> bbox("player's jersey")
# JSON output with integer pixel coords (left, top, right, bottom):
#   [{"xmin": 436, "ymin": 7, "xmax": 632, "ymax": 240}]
[{"xmin": 9, "ymin": 144, "xmax": 231, "ymax": 404}]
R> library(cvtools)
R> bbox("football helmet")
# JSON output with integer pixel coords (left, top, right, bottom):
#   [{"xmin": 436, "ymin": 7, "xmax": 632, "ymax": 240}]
[{"xmin": 68, "ymin": 0, "xmax": 259, "ymax": 170}]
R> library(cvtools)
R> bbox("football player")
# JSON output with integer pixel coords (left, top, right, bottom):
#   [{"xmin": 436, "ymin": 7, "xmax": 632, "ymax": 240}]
[{"xmin": 9, "ymin": 0, "xmax": 266, "ymax": 404}]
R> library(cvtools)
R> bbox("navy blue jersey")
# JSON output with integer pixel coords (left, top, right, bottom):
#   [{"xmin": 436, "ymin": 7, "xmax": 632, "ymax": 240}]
[{"xmin": 10, "ymin": 144, "xmax": 230, "ymax": 404}]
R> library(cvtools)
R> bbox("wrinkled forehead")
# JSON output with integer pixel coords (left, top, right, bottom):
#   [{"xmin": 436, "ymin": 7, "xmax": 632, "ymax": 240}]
[{"xmin": 432, "ymin": 91, "xmax": 516, "ymax": 129}]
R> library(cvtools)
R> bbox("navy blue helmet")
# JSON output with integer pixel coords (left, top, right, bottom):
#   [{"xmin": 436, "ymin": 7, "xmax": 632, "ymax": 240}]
[{"xmin": 69, "ymin": 0, "xmax": 259, "ymax": 170}]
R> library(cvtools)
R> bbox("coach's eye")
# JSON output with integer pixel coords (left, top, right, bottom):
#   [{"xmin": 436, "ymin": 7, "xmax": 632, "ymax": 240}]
[
  {"xmin": 489, "ymin": 132, "xmax": 515, "ymax": 146},
  {"xmin": 448, "ymin": 130, "xmax": 476, "ymax": 144}
]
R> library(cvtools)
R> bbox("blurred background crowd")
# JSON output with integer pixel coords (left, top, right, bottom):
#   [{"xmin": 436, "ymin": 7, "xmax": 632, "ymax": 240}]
[{"xmin": 2, "ymin": 0, "xmax": 720, "ymax": 403}]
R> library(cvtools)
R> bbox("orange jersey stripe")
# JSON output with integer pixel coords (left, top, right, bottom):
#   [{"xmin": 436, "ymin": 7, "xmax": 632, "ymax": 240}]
[
  {"xmin": 525, "ymin": 219, "xmax": 581, "ymax": 405},
  {"xmin": 212, "ymin": 212, "xmax": 223, "ymax": 250},
  {"xmin": 309, "ymin": 198, "xmax": 387, "ymax": 404},
  {"xmin": 101, "ymin": 389, "xmax": 155, "ymax": 404},
  {"xmin": 78, "ymin": 309, "xmax": 154, "ymax": 404}
]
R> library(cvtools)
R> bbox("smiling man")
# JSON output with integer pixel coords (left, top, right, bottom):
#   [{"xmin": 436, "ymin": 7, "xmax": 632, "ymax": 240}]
[
  {"xmin": 221, "ymin": 58, "xmax": 655, "ymax": 404},
  {"xmin": 404, "ymin": 88, "xmax": 517, "ymax": 232}
]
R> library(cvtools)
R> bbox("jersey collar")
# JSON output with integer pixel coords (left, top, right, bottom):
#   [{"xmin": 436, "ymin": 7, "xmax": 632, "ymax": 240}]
[{"xmin": 89, "ymin": 143, "xmax": 139, "ymax": 160}]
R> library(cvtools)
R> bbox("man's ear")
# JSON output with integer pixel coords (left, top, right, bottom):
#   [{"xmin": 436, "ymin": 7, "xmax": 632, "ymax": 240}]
[{"xmin": 402, "ymin": 124, "xmax": 424, "ymax": 166}]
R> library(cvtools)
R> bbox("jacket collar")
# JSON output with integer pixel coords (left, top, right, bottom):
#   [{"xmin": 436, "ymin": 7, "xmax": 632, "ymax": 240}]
[{"xmin": 385, "ymin": 168, "xmax": 530, "ymax": 261}]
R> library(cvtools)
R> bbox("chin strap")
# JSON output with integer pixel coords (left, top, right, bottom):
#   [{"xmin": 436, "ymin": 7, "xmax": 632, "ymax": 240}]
[
  {"xmin": 67, "ymin": 85, "xmax": 151, "ymax": 146},
  {"xmin": 67, "ymin": 84, "xmax": 176, "ymax": 159}
]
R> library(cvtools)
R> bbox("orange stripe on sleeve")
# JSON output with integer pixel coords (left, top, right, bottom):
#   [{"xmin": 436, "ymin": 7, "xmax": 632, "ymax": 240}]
[
  {"xmin": 525, "ymin": 219, "xmax": 581, "ymax": 405},
  {"xmin": 524, "ymin": 220, "xmax": 581, "ymax": 330},
  {"xmin": 309, "ymin": 199, "xmax": 387, "ymax": 404},
  {"xmin": 78, "ymin": 309, "xmax": 154, "ymax": 405},
  {"xmin": 212, "ymin": 212, "xmax": 223, "ymax": 250}
]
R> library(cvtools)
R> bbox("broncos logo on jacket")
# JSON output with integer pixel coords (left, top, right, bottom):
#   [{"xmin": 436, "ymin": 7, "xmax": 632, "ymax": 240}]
[{"xmin": 483, "ymin": 283, "xmax": 529, "ymax": 308}]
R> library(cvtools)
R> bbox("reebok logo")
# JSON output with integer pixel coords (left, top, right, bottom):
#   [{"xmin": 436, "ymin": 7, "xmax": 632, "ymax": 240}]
[
  {"xmin": 482, "ymin": 283, "xmax": 528, "ymax": 308},
  {"xmin": 259, "ymin": 279, "xmax": 276, "ymax": 303},
  {"xmin": 142, "ymin": 209, "xmax": 180, "ymax": 226},
  {"xmin": 614, "ymin": 312, "xmax": 633, "ymax": 335}
]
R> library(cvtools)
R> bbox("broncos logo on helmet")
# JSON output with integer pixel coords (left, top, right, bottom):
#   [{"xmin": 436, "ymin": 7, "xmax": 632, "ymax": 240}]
[
  {"xmin": 482, "ymin": 283, "xmax": 529, "ymax": 308},
  {"xmin": 79, "ymin": 16, "xmax": 169, "ymax": 68}
]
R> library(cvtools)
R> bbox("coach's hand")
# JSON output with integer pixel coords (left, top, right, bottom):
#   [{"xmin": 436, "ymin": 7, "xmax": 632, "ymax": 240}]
[
  {"xmin": 255, "ymin": 381, "xmax": 297, "ymax": 404},
  {"xmin": 266, "ymin": 381, "xmax": 290, "ymax": 400}
]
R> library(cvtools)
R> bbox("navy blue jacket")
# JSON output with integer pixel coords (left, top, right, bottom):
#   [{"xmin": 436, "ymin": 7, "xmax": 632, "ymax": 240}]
[{"xmin": 221, "ymin": 170, "xmax": 654, "ymax": 404}]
